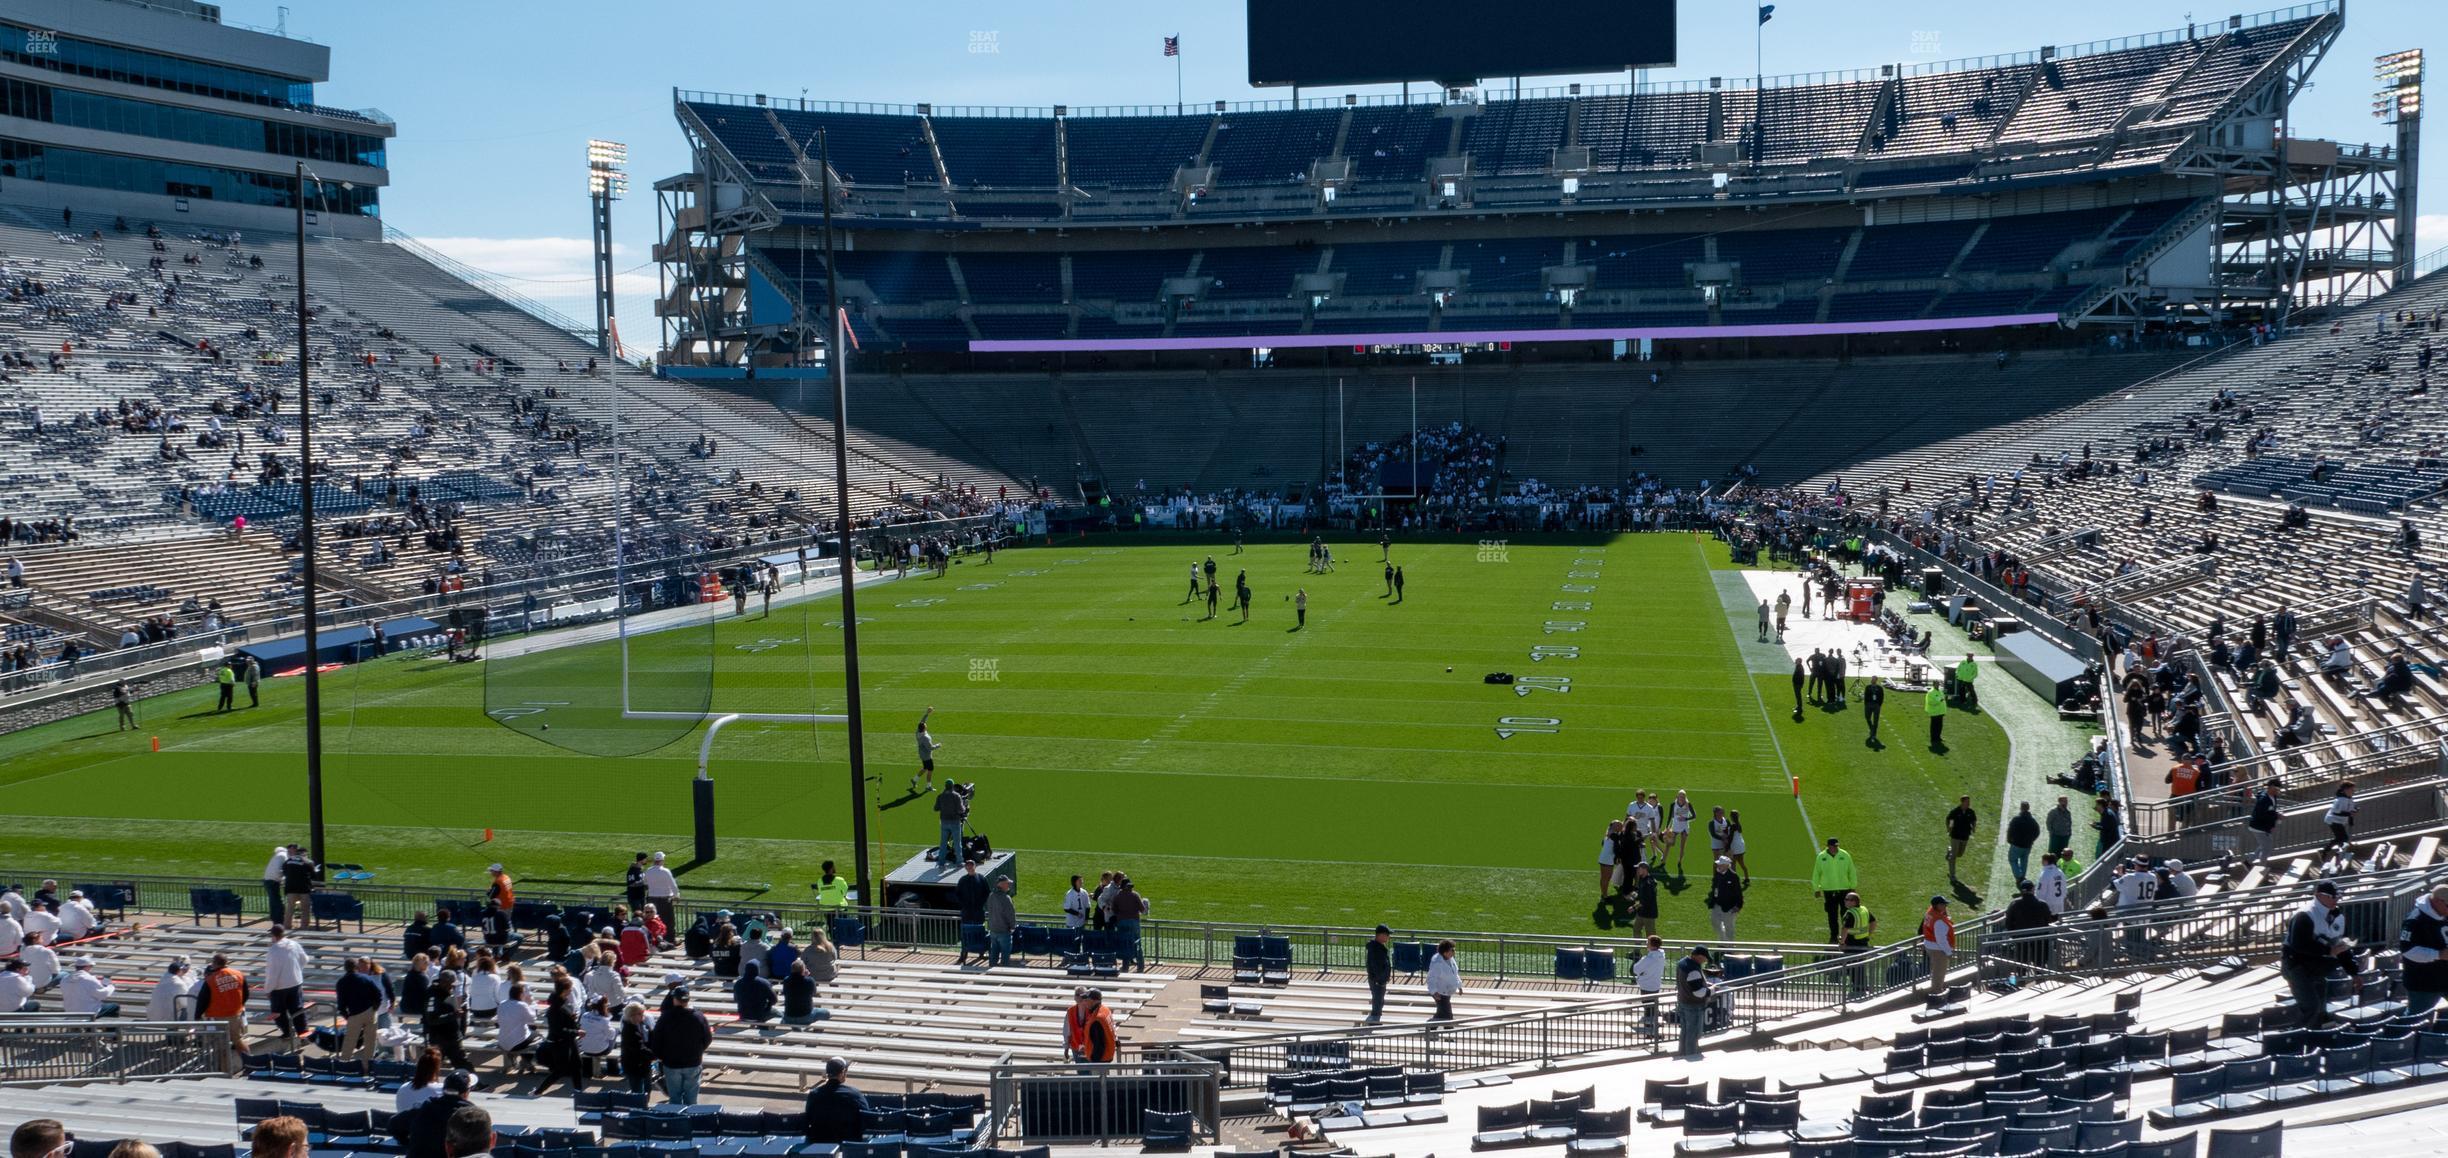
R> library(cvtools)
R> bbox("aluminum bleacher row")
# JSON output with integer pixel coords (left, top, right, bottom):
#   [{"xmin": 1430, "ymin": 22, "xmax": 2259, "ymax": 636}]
[
  {"xmin": 0, "ymin": 199, "xmax": 1032, "ymax": 673},
  {"xmin": 679, "ymin": 8, "xmax": 2323, "ymax": 216}
]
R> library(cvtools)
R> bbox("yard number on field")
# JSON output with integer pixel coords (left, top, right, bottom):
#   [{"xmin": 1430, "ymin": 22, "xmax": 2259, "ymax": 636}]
[
  {"xmin": 1531, "ymin": 645, "xmax": 1579, "ymax": 662},
  {"xmin": 1513, "ymin": 675, "xmax": 1570, "ymax": 697},
  {"xmin": 1496, "ymin": 715, "xmax": 1562, "ymax": 739}
]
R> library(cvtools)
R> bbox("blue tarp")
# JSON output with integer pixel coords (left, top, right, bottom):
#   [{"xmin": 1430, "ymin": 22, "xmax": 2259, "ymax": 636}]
[{"xmin": 237, "ymin": 615, "xmax": 442, "ymax": 669}]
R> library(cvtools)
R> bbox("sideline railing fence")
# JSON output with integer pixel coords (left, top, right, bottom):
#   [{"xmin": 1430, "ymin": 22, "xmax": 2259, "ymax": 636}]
[
  {"xmin": 0, "ymin": 865, "xmax": 1839, "ymax": 984},
  {"xmin": 984, "ymin": 1050, "xmax": 1219, "ymax": 1145},
  {"xmin": 0, "ymin": 1020, "xmax": 230, "ymax": 1086}
]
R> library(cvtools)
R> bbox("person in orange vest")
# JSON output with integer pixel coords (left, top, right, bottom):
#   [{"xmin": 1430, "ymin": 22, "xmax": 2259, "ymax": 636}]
[
  {"xmin": 198, "ymin": 952, "xmax": 251, "ymax": 1070},
  {"xmin": 487, "ymin": 864, "xmax": 515, "ymax": 911},
  {"xmin": 1063, "ymin": 987, "xmax": 1117, "ymax": 1065},
  {"xmin": 1919, "ymin": 896, "xmax": 1957, "ymax": 997}
]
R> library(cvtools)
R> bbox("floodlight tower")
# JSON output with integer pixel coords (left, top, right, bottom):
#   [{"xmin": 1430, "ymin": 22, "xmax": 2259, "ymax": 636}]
[
  {"xmin": 2374, "ymin": 51, "xmax": 2423, "ymax": 282},
  {"xmin": 588, "ymin": 139, "xmax": 628, "ymax": 355}
]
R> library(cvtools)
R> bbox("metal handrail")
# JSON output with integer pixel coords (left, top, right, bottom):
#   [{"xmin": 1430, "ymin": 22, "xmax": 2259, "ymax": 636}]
[
  {"xmin": 0, "ymin": 1020, "xmax": 230, "ymax": 1086},
  {"xmin": 984, "ymin": 1050, "xmax": 1220, "ymax": 1144},
  {"xmin": 0, "ymin": 866, "xmax": 1838, "ymax": 984}
]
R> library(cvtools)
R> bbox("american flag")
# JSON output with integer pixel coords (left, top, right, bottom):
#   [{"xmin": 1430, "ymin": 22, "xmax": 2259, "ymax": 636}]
[{"xmin": 1163, "ymin": 35, "xmax": 1179, "ymax": 57}]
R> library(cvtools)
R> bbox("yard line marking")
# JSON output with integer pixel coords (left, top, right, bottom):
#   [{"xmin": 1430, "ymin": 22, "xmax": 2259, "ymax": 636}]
[{"xmin": 1692, "ymin": 536, "xmax": 1817, "ymax": 847}]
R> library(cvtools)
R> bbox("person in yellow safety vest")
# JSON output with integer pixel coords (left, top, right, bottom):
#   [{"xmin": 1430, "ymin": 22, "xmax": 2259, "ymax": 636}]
[
  {"xmin": 1926, "ymin": 683, "xmax": 1948, "ymax": 749},
  {"xmin": 1954, "ymin": 656, "xmax": 1980, "ymax": 709},
  {"xmin": 814, "ymin": 861, "xmax": 851, "ymax": 912},
  {"xmin": 1810, "ymin": 837, "xmax": 1859, "ymax": 944},
  {"xmin": 215, "ymin": 661, "xmax": 237, "ymax": 712}
]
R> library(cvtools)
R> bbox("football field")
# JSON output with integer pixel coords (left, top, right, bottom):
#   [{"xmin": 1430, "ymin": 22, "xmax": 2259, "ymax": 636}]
[{"xmin": 0, "ymin": 533, "xmax": 2011, "ymax": 943}]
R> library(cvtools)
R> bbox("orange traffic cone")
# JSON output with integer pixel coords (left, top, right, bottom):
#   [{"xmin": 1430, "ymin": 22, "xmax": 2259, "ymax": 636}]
[
  {"xmin": 150, "ymin": 735, "xmax": 160, "ymax": 752},
  {"xmin": 482, "ymin": 828, "xmax": 494, "ymax": 843}
]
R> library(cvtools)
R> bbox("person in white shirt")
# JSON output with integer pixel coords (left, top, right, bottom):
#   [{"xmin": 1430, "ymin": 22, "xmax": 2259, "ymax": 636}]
[
  {"xmin": 57, "ymin": 892, "xmax": 97, "ymax": 941},
  {"xmin": 0, "ymin": 885, "xmax": 26, "ymax": 921},
  {"xmin": 60, "ymin": 958, "xmax": 117, "ymax": 1017},
  {"xmin": 578, "ymin": 994, "xmax": 617, "ymax": 1062},
  {"xmin": 262, "ymin": 845, "xmax": 290, "ymax": 921},
  {"xmin": 1062, "ymin": 875, "xmax": 1092, "ymax": 930},
  {"xmin": 0, "ymin": 909, "xmax": 21, "ymax": 957},
  {"xmin": 264, "ymin": 925, "xmax": 310, "ymax": 1050},
  {"xmin": 1423, "ymin": 939, "xmax": 1461, "ymax": 1021},
  {"xmin": 1631, "ymin": 934, "xmax": 1667, "ymax": 1037},
  {"xmin": 19, "ymin": 932, "xmax": 59, "ymax": 989},
  {"xmin": 493, "ymin": 982, "xmax": 539, "ymax": 1074},
  {"xmin": 2034, "ymin": 853, "xmax": 2070, "ymax": 915},
  {"xmin": 2162, "ymin": 859, "xmax": 2201, "ymax": 899},
  {"xmin": 0, "ymin": 959, "xmax": 33, "ymax": 1012},
  {"xmin": 2326, "ymin": 782, "xmax": 2359, "ymax": 847},
  {"xmin": 147, "ymin": 956, "xmax": 201, "ymax": 1021},
  {"xmin": 582, "ymin": 956, "xmax": 626, "ymax": 1009},
  {"xmin": 465, "ymin": 959, "xmax": 503, "ymax": 1021},
  {"xmin": 22, "ymin": 902, "xmax": 59, "ymax": 944},
  {"xmin": 642, "ymin": 852, "xmax": 678, "ymax": 938}
]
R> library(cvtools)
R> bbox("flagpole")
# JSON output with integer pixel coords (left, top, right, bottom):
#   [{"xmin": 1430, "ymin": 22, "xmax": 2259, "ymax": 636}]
[{"xmin": 1174, "ymin": 42, "xmax": 1183, "ymax": 115}]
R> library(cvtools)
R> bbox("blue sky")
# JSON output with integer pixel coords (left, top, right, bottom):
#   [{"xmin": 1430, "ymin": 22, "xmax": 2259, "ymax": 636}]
[{"xmin": 226, "ymin": 0, "xmax": 2438, "ymax": 333}]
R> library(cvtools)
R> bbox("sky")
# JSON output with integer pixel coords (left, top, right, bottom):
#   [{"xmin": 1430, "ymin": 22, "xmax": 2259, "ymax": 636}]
[{"xmin": 222, "ymin": 0, "xmax": 2440, "ymax": 337}]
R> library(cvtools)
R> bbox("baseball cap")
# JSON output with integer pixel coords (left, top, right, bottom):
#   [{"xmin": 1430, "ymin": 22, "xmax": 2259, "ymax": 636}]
[
  {"xmin": 72, "ymin": 957, "xmax": 93, "ymax": 969},
  {"xmin": 2313, "ymin": 881, "xmax": 2340, "ymax": 897},
  {"xmin": 664, "ymin": 972, "xmax": 689, "ymax": 988},
  {"xmin": 652, "ymin": 851, "xmax": 667, "ymax": 862},
  {"xmin": 1929, "ymin": 895, "xmax": 1950, "ymax": 906},
  {"xmin": 1715, "ymin": 856, "xmax": 1732, "ymax": 868},
  {"xmin": 443, "ymin": 1070, "xmax": 475, "ymax": 1093},
  {"xmin": 1374, "ymin": 924, "xmax": 1393, "ymax": 936},
  {"xmin": 487, "ymin": 863, "xmax": 504, "ymax": 873},
  {"xmin": 1072, "ymin": 986, "xmax": 1090, "ymax": 999}
]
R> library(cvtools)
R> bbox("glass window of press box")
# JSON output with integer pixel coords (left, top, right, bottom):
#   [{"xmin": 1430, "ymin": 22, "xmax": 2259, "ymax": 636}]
[
  {"xmin": 0, "ymin": 77, "xmax": 384, "ymax": 166},
  {"xmin": 0, "ymin": 23, "xmax": 314, "ymax": 108},
  {"xmin": 0, "ymin": 139, "xmax": 381, "ymax": 216}
]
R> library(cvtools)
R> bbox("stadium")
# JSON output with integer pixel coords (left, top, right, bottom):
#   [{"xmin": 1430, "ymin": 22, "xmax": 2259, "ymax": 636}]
[{"xmin": 0, "ymin": 0, "xmax": 2439, "ymax": 1153}]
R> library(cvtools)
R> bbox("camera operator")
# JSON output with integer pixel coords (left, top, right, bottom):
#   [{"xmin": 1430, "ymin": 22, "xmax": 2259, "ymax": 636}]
[{"xmin": 935, "ymin": 780, "xmax": 974, "ymax": 866}]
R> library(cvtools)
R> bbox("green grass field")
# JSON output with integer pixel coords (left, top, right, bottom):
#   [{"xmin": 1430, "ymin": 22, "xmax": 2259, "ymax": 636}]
[{"xmin": 0, "ymin": 533, "xmax": 2010, "ymax": 943}]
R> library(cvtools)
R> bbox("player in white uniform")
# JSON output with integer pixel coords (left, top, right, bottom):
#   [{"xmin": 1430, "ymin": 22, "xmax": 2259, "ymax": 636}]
[
  {"xmin": 1666, "ymin": 790, "xmax": 1698, "ymax": 873},
  {"xmin": 1626, "ymin": 794, "xmax": 1660, "ymax": 867}
]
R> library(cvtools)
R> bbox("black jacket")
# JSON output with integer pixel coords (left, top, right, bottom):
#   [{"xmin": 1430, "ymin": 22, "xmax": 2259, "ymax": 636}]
[
  {"xmin": 784, "ymin": 972, "xmax": 817, "ymax": 1019},
  {"xmin": 335, "ymin": 970, "xmax": 382, "ymax": 1018},
  {"xmin": 650, "ymin": 1006, "xmax": 713, "ymax": 1068},
  {"xmin": 1862, "ymin": 683, "xmax": 1884, "ymax": 710},
  {"xmin": 2399, "ymin": 901, "xmax": 2448, "ymax": 993},
  {"xmin": 805, "ymin": 1081, "xmax": 872, "ymax": 1144},
  {"xmin": 1629, "ymin": 876, "xmax": 1659, "ymax": 919},
  {"xmin": 2003, "ymin": 895, "xmax": 2055, "ymax": 932},
  {"xmin": 2005, "ymin": 811, "xmax": 2041, "ymax": 850},
  {"xmin": 955, "ymin": 874, "xmax": 990, "ymax": 923},
  {"xmin": 2250, "ymin": 791, "xmax": 2281, "ymax": 832},
  {"xmin": 619, "ymin": 1017, "xmax": 653, "ymax": 1078},
  {"xmin": 1365, "ymin": 940, "xmax": 1392, "ymax": 985},
  {"xmin": 1946, "ymin": 806, "xmax": 1978, "ymax": 841},
  {"xmin": 2281, "ymin": 906, "xmax": 2345, "ymax": 978},
  {"xmin": 1706, "ymin": 870, "xmax": 1744, "ymax": 913},
  {"xmin": 281, "ymin": 858, "xmax": 316, "ymax": 895},
  {"xmin": 392, "ymin": 1093, "xmax": 470, "ymax": 1158}
]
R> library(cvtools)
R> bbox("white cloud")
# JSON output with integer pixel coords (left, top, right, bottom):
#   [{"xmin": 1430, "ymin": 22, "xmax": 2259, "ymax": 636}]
[
  {"xmin": 414, "ymin": 235, "xmax": 660, "ymax": 334},
  {"xmin": 2418, "ymin": 215, "xmax": 2448, "ymax": 263}
]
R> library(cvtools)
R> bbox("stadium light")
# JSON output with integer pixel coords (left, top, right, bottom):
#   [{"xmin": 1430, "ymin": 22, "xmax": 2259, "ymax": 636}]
[
  {"xmin": 2373, "ymin": 49, "xmax": 2423, "ymax": 121},
  {"xmin": 587, "ymin": 138, "xmax": 629, "ymax": 199}
]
